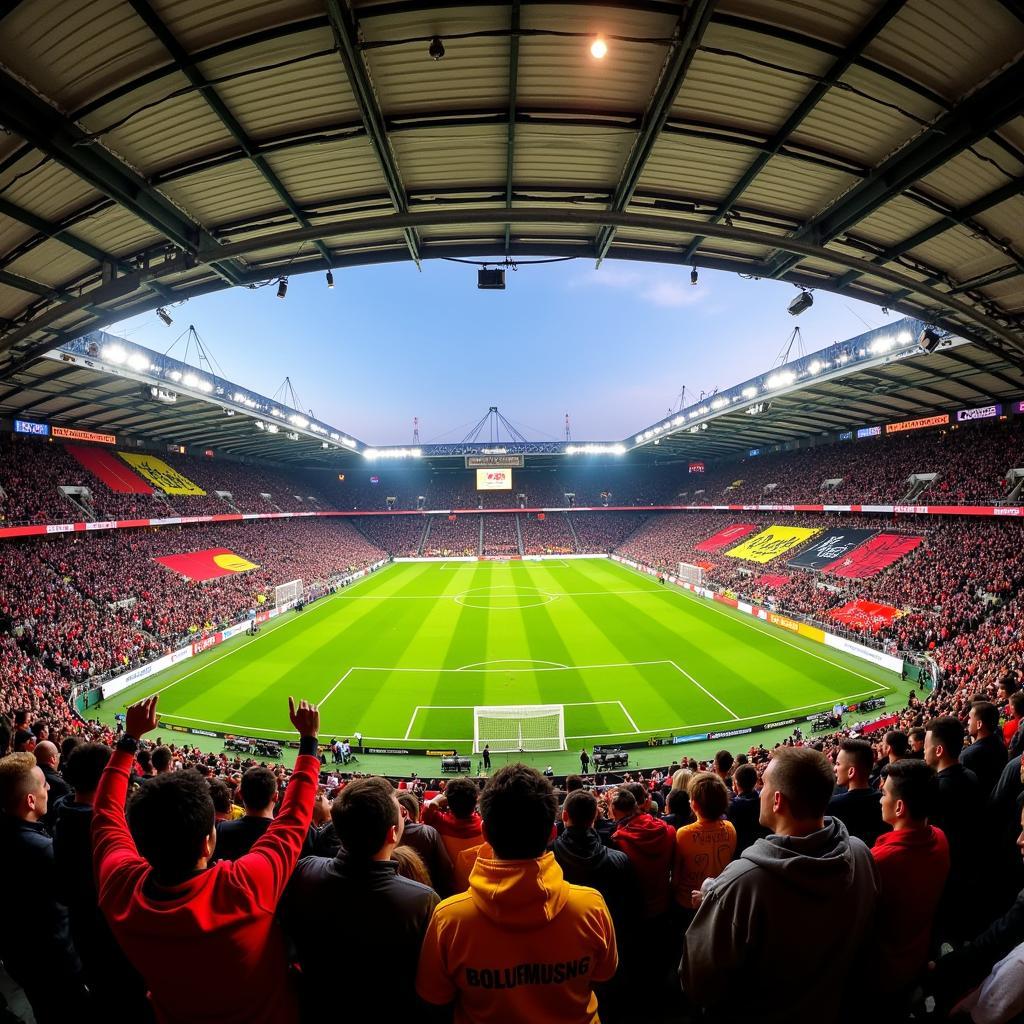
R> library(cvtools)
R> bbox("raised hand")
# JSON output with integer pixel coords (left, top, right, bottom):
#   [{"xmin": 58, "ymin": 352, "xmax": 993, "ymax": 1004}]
[
  {"xmin": 288, "ymin": 696, "xmax": 320, "ymax": 738},
  {"xmin": 125, "ymin": 695, "xmax": 160, "ymax": 739}
]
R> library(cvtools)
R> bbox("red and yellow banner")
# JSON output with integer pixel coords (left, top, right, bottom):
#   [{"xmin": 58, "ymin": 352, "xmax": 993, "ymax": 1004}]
[
  {"xmin": 155, "ymin": 548, "xmax": 259, "ymax": 581},
  {"xmin": 725, "ymin": 525, "xmax": 821, "ymax": 564}
]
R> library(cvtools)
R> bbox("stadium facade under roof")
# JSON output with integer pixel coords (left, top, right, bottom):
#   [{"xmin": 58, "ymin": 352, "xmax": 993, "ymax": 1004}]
[{"xmin": 0, "ymin": 0, "xmax": 1022, "ymax": 463}]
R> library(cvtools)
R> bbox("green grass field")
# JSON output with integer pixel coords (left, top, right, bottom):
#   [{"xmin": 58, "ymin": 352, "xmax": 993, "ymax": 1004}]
[{"xmin": 99, "ymin": 558, "xmax": 899, "ymax": 754}]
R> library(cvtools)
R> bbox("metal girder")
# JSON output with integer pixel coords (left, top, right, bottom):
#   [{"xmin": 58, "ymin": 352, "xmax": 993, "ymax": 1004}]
[
  {"xmin": 768, "ymin": 59, "xmax": 1024, "ymax": 278},
  {"xmin": 503, "ymin": 0, "xmax": 521, "ymax": 256},
  {"xmin": 0, "ymin": 68, "xmax": 246, "ymax": 288},
  {"xmin": 940, "ymin": 349, "xmax": 1024, "ymax": 393},
  {"xmin": 833, "ymin": 176, "xmax": 1024, "ymax": 290},
  {"xmin": 681, "ymin": 0, "xmax": 906, "ymax": 266},
  {"xmin": 126, "ymin": 0, "xmax": 334, "ymax": 271},
  {"xmin": 857, "ymin": 368, "xmax": 986, "ymax": 404},
  {"xmin": 594, "ymin": 0, "xmax": 718, "ymax": 264},
  {"xmin": 324, "ymin": 0, "xmax": 421, "ymax": 265}
]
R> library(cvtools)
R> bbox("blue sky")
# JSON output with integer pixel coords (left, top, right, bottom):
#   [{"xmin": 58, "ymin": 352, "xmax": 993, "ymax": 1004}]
[{"xmin": 110, "ymin": 260, "xmax": 899, "ymax": 446}]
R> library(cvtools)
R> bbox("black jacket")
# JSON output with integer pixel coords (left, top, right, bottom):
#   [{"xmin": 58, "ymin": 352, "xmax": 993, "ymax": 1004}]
[
  {"xmin": 552, "ymin": 825, "xmax": 640, "ymax": 938},
  {"xmin": 727, "ymin": 791, "xmax": 770, "ymax": 855},
  {"xmin": 282, "ymin": 852, "xmax": 438, "ymax": 1017},
  {"xmin": 52, "ymin": 796, "xmax": 150, "ymax": 1012},
  {"xmin": 0, "ymin": 813, "xmax": 80, "ymax": 988},
  {"xmin": 934, "ymin": 763, "xmax": 988, "ymax": 941},
  {"xmin": 961, "ymin": 733, "xmax": 1009, "ymax": 798},
  {"xmin": 41, "ymin": 765, "xmax": 70, "ymax": 831},
  {"xmin": 215, "ymin": 814, "xmax": 316, "ymax": 862},
  {"xmin": 399, "ymin": 819, "xmax": 455, "ymax": 897},
  {"xmin": 826, "ymin": 787, "xmax": 889, "ymax": 848}
]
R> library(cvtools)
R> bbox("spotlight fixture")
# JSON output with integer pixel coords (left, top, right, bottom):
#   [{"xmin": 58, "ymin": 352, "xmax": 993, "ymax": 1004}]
[
  {"xmin": 156, "ymin": 306, "xmax": 173, "ymax": 326},
  {"xmin": 690, "ymin": 266, "xmax": 699, "ymax": 286},
  {"xmin": 787, "ymin": 289, "xmax": 813, "ymax": 316},
  {"xmin": 326, "ymin": 270, "xmax": 334, "ymax": 289},
  {"xmin": 428, "ymin": 36, "xmax": 445, "ymax": 60},
  {"xmin": 590, "ymin": 36, "xmax": 608, "ymax": 59},
  {"xmin": 918, "ymin": 327, "xmax": 942, "ymax": 353},
  {"xmin": 276, "ymin": 277, "xmax": 288, "ymax": 300}
]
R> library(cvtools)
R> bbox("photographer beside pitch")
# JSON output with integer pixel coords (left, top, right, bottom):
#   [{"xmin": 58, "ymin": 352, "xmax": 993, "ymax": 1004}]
[{"xmin": 91, "ymin": 693, "xmax": 322, "ymax": 1024}]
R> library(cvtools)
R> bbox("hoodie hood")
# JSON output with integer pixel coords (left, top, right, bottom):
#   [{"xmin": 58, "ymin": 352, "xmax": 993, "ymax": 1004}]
[
  {"xmin": 467, "ymin": 850, "xmax": 569, "ymax": 929},
  {"xmin": 613, "ymin": 813, "xmax": 674, "ymax": 862},
  {"xmin": 553, "ymin": 826, "xmax": 606, "ymax": 874},
  {"xmin": 741, "ymin": 817, "xmax": 857, "ymax": 897}
]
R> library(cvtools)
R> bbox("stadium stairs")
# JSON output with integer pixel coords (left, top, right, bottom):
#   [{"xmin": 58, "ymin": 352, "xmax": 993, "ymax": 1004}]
[
  {"xmin": 564, "ymin": 511, "xmax": 582, "ymax": 552},
  {"xmin": 418, "ymin": 518, "xmax": 432, "ymax": 556},
  {"xmin": 515, "ymin": 514, "xmax": 525, "ymax": 555}
]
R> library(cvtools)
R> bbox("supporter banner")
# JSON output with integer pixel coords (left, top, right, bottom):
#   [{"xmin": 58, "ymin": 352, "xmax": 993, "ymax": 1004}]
[
  {"xmin": 786, "ymin": 528, "xmax": 879, "ymax": 570},
  {"xmin": 829, "ymin": 599, "xmax": 903, "ymax": 632},
  {"xmin": 724, "ymin": 525, "xmax": 821, "ymax": 563},
  {"xmin": 694, "ymin": 523, "xmax": 758, "ymax": 552},
  {"xmin": 119, "ymin": 452, "xmax": 206, "ymax": 495},
  {"xmin": 823, "ymin": 532, "xmax": 923, "ymax": 578},
  {"xmin": 753, "ymin": 573, "xmax": 790, "ymax": 588},
  {"xmin": 69, "ymin": 444, "xmax": 153, "ymax": 494},
  {"xmin": 858, "ymin": 714, "xmax": 899, "ymax": 736},
  {"xmin": 155, "ymin": 547, "xmax": 259, "ymax": 581},
  {"xmin": 885, "ymin": 414, "xmax": 949, "ymax": 434}
]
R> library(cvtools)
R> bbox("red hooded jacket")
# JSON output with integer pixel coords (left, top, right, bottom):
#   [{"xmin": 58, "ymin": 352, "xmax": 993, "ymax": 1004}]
[
  {"xmin": 612, "ymin": 813, "xmax": 675, "ymax": 918},
  {"xmin": 92, "ymin": 745, "xmax": 318, "ymax": 1024},
  {"xmin": 422, "ymin": 803, "xmax": 484, "ymax": 865}
]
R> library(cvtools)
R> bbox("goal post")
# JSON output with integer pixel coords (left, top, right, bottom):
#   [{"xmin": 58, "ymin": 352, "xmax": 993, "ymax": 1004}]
[
  {"xmin": 274, "ymin": 578, "xmax": 304, "ymax": 611},
  {"xmin": 677, "ymin": 561, "xmax": 705, "ymax": 586},
  {"xmin": 473, "ymin": 704, "xmax": 566, "ymax": 753}
]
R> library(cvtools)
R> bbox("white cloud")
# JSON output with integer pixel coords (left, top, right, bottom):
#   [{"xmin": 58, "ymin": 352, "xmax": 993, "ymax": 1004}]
[{"xmin": 570, "ymin": 266, "xmax": 709, "ymax": 308}]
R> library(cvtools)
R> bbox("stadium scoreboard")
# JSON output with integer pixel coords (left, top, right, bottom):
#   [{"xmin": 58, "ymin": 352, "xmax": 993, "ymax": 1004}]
[{"xmin": 476, "ymin": 468, "xmax": 512, "ymax": 491}]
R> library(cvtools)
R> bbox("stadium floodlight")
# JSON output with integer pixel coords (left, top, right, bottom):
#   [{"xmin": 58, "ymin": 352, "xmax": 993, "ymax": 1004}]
[
  {"xmin": 918, "ymin": 327, "xmax": 942, "ymax": 353},
  {"xmin": 103, "ymin": 344, "xmax": 127, "ymax": 364},
  {"xmin": 478, "ymin": 267, "xmax": 505, "ymax": 289},
  {"xmin": 566, "ymin": 444, "xmax": 626, "ymax": 455},
  {"xmin": 326, "ymin": 270, "xmax": 334, "ymax": 289},
  {"xmin": 156, "ymin": 307, "xmax": 173, "ymax": 325},
  {"xmin": 428, "ymin": 36, "xmax": 445, "ymax": 60},
  {"xmin": 128, "ymin": 353, "xmax": 150, "ymax": 372},
  {"xmin": 787, "ymin": 289, "xmax": 813, "ymax": 316},
  {"xmin": 276, "ymin": 277, "xmax": 288, "ymax": 300},
  {"xmin": 742, "ymin": 386, "xmax": 758, "ymax": 399},
  {"xmin": 808, "ymin": 360, "xmax": 822, "ymax": 375},
  {"xmin": 590, "ymin": 37, "xmax": 607, "ymax": 59},
  {"xmin": 766, "ymin": 370, "xmax": 795, "ymax": 390},
  {"xmin": 690, "ymin": 266, "xmax": 698, "ymax": 285},
  {"xmin": 266, "ymin": 424, "xmax": 279, "ymax": 434}
]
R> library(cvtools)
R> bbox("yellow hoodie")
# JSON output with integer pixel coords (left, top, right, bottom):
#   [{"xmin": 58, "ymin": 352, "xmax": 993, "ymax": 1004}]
[{"xmin": 416, "ymin": 851, "xmax": 617, "ymax": 1023}]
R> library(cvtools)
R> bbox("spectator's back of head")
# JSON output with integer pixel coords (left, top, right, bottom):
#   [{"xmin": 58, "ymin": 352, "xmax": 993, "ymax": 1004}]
[
  {"xmin": 331, "ymin": 777, "xmax": 400, "ymax": 859},
  {"xmin": 563, "ymin": 789, "xmax": 598, "ymax": 829},
  {"xmin": 714, "ymin": 750, "xmax": 734, "ymax": 777},
  {"xmin": 671, "ymin": 768, "xmax": 693, "ymax": 793},
  {"xmin": 884, "ymin": 731, "xmax": 910, "ymax": 758},
  {"xmin": 33, "ymin": 740, "xmax": 58, "ymax": 769},
  {"xmin": 479, "ymin": 764, "xmax": 557, "ymax": 860},
  {"xmin": 0, "ymin": 753, "xmax": 43, "ymax": 816},
  {"xmin": 611, "ymin": 789, "xmax": 637, "ymax": 818},
  {"xmin": 838, "ymin": 738, "xmax": 874, "ymax": 780},
  {"xmin": 883, "ymin": 759, "xmax": 938, "ymax": 823},
  {"xmin": 208, "ymin": 778, "xmax": 233, "ymax": 817},
  {"xmin": 564, "ymin": 774, "xmax": 584, "ymax": 794},
  {"xmin": 689, "ymin": 772, "xmax": 730, "ymax": 820},
  {"xmin": 396, "ymin": 790, "xmax": 420, "ymax": 821},
  {"xmin": 1011, "ymin": 691, "xmax": 1024, "ymax": 718},
  {"xmin": 60, "ymin": 735, "xmax": 83, "ymax": 765},
  {"xmin": 734, "ymin": 763, "xmax": 758, "ymax": 794},
  {"xmin": 240, "ymin": 766, "xmax": 277, "ymax": 813},
  {"xmin": 64, "ymin": 742, "xmax": 112, "ymax": 797},
  {"xmin": 666, "ymin": 788, "xmax": 692, "ymax": 821},
  {"xmin": 765, "ymin": 748, "xmax": 835, "ymax": 824},
  {"xmin": 392, "ymin": 844, "xmax": 431, "ymax": 886},
  {"xmin": 445, "ymin": 778, "xmax": 479, "ymax": 819},
  {"xmin": 624, "ymin": 782, "xmax": 647, "ymax": 809},
  {"xmin": 151, "ymin": 745, "xmax": 173, "ymax": 773},
  {"xmin": 127, "ymin": 771, "xmax": 215, "ymax": 884}
]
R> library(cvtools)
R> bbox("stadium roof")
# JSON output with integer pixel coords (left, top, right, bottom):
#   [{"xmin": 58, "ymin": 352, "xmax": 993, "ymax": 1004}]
[{"xmin": 0, "ymin": 0, "xmax": 1023, "ymax": 391}]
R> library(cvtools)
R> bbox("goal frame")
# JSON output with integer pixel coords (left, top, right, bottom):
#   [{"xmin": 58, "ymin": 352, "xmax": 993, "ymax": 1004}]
[
  {"xmin": 473, "ymin": 704, "xmax": 566, "ymax": 753},
  {"xmin": 274, "ymin": 578, "xmax": 304, "ymax": 611},
  {"xmin": 677, "ymin": 561, "xmax": 705, "ymax": 586}
]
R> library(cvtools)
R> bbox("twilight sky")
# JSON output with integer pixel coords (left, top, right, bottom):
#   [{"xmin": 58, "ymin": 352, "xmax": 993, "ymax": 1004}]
[{"xmin": 110, "ymin": 259, "xmax": 900, "ymax": 446}]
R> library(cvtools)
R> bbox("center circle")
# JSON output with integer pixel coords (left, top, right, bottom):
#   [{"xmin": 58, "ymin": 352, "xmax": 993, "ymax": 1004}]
[{"xmin": 454, "ymin": 585, "xmax": 556, "ymax": 610}]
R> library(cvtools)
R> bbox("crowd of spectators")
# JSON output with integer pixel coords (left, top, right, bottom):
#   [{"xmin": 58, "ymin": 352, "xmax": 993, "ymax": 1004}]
[
  {"xmin": 481, "ymin": 514, "xmax": 520, "ymax": 555},
  {"xmin": 520, "ymin": 512, "xmax": 576, "ymax": 555},
  {"xmin": 352, "ymin": 515, "xmax": 427, "ymax": 557},
  {"xmin": 423, "ymin": 514, "xmax": 480, "ymax": 557}
]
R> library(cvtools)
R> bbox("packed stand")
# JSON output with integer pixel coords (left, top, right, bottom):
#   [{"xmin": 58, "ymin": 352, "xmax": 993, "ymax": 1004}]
[
  {"xmin": 570, "ymin": 511, "xmax": 648, "ymax": 552},
  {"xmin": 352, "ymin": 514, "xmax": 426, "ymax": 556},
  {"xmin": 481, "ymin": 514, "xmax": 520, "ymax": 555},
  {"xmin": 520, "ymin": 512, "xmax": 576, "ymax": 554},
  {"xmin": 423, "ymin": 514, "xmax": 479, "ymax": 556}
]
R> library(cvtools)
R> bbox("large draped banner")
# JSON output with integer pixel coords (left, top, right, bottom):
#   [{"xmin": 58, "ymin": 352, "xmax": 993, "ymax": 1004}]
[
  {"xmin": 787, "ymin": 529, "xmax": 879, "ymax": 570},
  {"xmin": 694, "ymin": 523, "xmax": 759, "ymax": 552},
  {"xmin": 724, "ymin": 525, "xmax": 821, "ymax": 564},
  {"xmin": 119, "ymin": 452, "xmax": 206, "ymax": 495},
  {"xmin": 823, "ymin": 532, "xmax": 924, "ymax": 579},
  {"xmin": 155, "ymin": 548, "xmax": 259, "ymax": 581},
  {"xmin": 829, "ymin": 599, "xmax": 903, "ymax": 632}
]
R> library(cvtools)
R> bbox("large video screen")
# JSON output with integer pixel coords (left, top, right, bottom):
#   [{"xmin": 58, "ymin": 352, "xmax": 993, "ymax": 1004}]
[{"xmin": 476, "ymin": 468, "xmax": 512, "ymax": 491}]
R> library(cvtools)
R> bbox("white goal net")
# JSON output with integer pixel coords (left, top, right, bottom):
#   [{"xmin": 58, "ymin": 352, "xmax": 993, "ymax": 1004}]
[
  {"xmin": 274, "ymin": 578, "xmax": 304, "ymax": 611},
  {"xmin": 677, "ymin": 562, "xmax": 705, "ymax": 586},
  {"xmin": 473, "ymin": 704, "xmax": 566, "ymax": 753}
]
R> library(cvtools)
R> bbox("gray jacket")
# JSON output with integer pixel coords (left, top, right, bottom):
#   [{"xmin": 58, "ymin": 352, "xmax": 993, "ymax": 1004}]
[{"xmin": 679, "ymin": 817, "xmax": 879, "ymax": 1024}]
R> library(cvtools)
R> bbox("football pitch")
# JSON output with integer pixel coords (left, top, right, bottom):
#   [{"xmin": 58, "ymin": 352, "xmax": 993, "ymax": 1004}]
[{"xmin": 101, "ymin": 558, "xmax": 900, "ymax": 752}]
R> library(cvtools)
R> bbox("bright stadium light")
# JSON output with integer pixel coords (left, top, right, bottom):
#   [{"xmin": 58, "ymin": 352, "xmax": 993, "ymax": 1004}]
[
  {"xmin": 808, "ymin": 359, "xmax": 822, "ymax": 375},
  {"xmin": 103, "ymin": 344, "xmax": 127, "ymax": 364},
  {"xmin": 566, "ymin": 444, "xmax": 626, "ymax": 455},
  {"xmin": 127, "ymin": 353, "xmax": 150, "ymax": 372},
  {"xmin": 766, "ymin": 370, "xmax": 795, "ymax": 390},
  {"xmin": 590, "ymin": 36, "xmax": 607, "ymax": 59}
]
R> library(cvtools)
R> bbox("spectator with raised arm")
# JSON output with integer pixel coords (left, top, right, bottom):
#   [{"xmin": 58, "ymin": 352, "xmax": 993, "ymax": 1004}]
[{"xmin": 91, "ymin": 693, "xmax": 321, "ymax": 1024}]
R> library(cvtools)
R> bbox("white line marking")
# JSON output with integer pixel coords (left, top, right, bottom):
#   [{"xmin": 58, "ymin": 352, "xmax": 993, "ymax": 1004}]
[
  {"xmin": 668, "ymin": 660, "xmax": 741, "ymax": 721},
  {"xmin": 319, "ymin": 667, "xmax": 354, "ymax": 706},
  {"xmin": 335, "ymin": 589, "xmax": 658, "ymax": 600},
  {"xmin": 458, "ymin": 659, "xmax": 569, "ymax": 670},
  {"xmin": 348, "ymin": 660, "xmax": 670, "ymax": 674},
  {"xmin": 617, "ymin": 699, "xmax": 642, "ymax": 733},
  {"xmin": 613, "ymin": 561, "xmax": 892, "ymax": 691},
  {"xmin": 404, "ymin": 706, "xmax": 422, "ymax": 740}
]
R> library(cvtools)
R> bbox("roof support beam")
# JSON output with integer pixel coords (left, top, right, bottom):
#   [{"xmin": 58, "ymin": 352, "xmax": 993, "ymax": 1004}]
[
  {"xmin": 594, "ymin": 0, "xmax": 718, "ymax": 264},
  {"xmin": 324, "ymin": 0, "xmax": 421, "ymax": 265},
  {"xmin": 767, "ymin": 58, "xmax": 1024, "ymax": 278},
  {"xmin": 126, "ymin": 0, "xmax": 334, "ymax": 272},
  {"xmin": 939, "ymin": 349, "xmax": 1024, "ymax": 393},
  {"xmin": 681, "ymin": 0, "xmax": 906, "ymax": 265},
  {"xmin": 503, "ymin": 0, "xmax": 521, "ymax": 256},
  {"xmin": 0, "ymin": 68, "xmax": 246, "ymax": 287}
]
